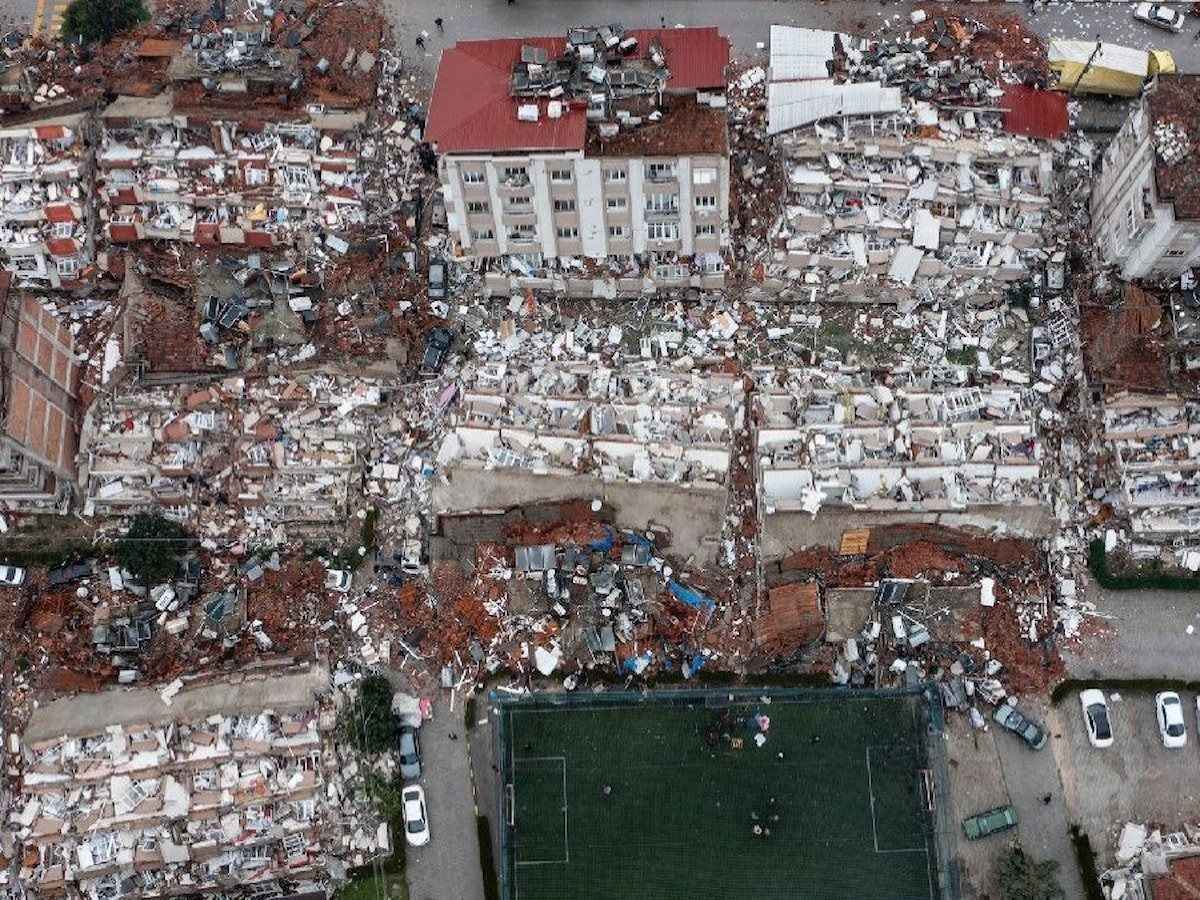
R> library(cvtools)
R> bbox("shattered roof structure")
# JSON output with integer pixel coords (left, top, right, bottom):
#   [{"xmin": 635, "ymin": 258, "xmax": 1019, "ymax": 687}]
[
  {"xmin": 426, "ymin": 27, "xmax": 730, "ymax": 154},
  {"xmin": 11, "ymin": 665, "xmax": 386, "ymax": 900},
  {"xmin": 1146, "ymin": 76, "xmax": 1200, "ymax": 221},
  {"xmin": 753, "ymin": 366, "xmax": 1047, "ymax": 520}
]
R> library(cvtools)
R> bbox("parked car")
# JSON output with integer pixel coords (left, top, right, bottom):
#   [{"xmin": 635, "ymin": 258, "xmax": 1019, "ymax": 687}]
[
  {"xmin": 1133, "ymin": 3, "xmax": 1185, "ymax": 32},
  {"xmin": 422, "ymin": 327, "xmax": 453, "ymax": 373},
  {"xmin": 427, "ymin": 260, "xmax": 447, "ymax": 300},
  {"xmin": 325, "ymin": 569, "xmax": 352, "ymax": 593},
  {"xmin": 395, "ymin": 725, "xmax": 422, "ymax": 780},
  {"xmin": 1080, "ymin": 688, "xmax": 1114, "ymax": 748},
  {"xmin": 962, "ymin": 805, "xmax": 1018, "ymax": 841},
  {"xmin": 993, "ymin": 702, "xmax": 1048, "ymax": 750},
  {"xmin": 47, "ymin": 560, "xmax": 93, "ymax": 587},
  {"xmin": 402, "ymin": 785, "xmax": 430, "ymax": 846},
  {"xmin": 1157, "ymin": 691, "xmax": 1187, "ymax": 748},
  {"xmin": 0, "ymin": 565, "xmax": 26, "ymax": 587}
]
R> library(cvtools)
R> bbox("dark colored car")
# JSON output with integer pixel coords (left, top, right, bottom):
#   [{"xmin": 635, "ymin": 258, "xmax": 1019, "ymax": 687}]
[
  {"xmin": 427, "ymin": 260, "xmax": 447, "ymax": 300},
  {"xmin": 48, "ymin": 561, "xmax": 95, "ymax": 587},
  {"xmin": 395, "ymin": 725, "xmax": 421, "ymax": 780},
  {"xmin": 422, "ymin": 328, "xmax": 453, "ymax": 373},
  {"xmin": 993, "ymin": 702, "xmax": 1048, "ymax": 750}
]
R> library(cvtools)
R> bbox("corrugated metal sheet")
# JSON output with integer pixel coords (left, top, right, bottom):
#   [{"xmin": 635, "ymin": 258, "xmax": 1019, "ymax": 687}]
[
  {"xmin": 1048, "ymin": 40, "xmax": 1149, "ymax": 97},
  {"xmin": 426, "ymin": 28, "xmax": 730, "ymax": 155},
  {"xmin": 768, "ymin": 25, "xmax": 842, "ymax": 81},
  {"xmin": 1001, "ymin": 85, "xmax": 1068, "ymax": 140},
  {"xmin": 767, "ymin": 79, "xmax": 902, "ymax": 136}
]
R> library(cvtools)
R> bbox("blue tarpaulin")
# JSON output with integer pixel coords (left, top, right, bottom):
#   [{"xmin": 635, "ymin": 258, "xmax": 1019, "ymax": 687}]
[
  {"xmin": 622, "ymin": 651, "xmax": 653, "ymax": 674},
  {"xmin": 684, "ymin": 655, "xmax": 706, "ymax": 679},
  {"xmin": 669, "ymin": 580, "xmax": 716, "ymax": 611},
  {"xmin": 590, "ymin": 526, "xmax": 615, "ymax": 552}
]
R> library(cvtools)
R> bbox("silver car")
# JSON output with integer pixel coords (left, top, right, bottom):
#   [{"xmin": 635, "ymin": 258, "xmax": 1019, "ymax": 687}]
[
  {"xmin": 396, "ymin": 725, "xmax": 421, "ymax": 780},
  {"xmin": 1133, "ymin": 3, "xmax": 1185, "ymax": 32}
]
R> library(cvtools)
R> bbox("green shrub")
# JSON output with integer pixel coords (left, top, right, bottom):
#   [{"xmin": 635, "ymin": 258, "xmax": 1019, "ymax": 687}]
[{"xmin": 1088, "ymin": 539, "xmax": 1200, "ymax": 591}]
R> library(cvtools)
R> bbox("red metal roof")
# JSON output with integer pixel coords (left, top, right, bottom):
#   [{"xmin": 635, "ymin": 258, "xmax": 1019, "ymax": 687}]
[
  {"xmin": 425, "ymin": 27, "xmax": 730, "ymax": 155},
  {"xmin": 44, "ymin": 205, "xmax": 75, "ymax": 224},
  {"xmin": 46, "ymin": 238, "xmax": 77, "ymax": 257},
  {"xmin": 1001, "ymin": 85, "xmax": 1068, "ymax": 140},
  {"xmin": 34, "ymin": 125, "xmax": 66, "ymax": 141},
  {"xmin": 108, "ymin": 224, "xmax": 139, "ymax": 243}
]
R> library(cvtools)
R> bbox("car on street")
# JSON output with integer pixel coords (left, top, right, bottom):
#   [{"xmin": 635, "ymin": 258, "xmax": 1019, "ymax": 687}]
[
  {"xmin": 993, "ymin": 701, "xmax": 1048, "ymax": 750},
  {"xmin": 1133, "ymin": 3, "xmax": 1185, "ymax": 32},
  {"xmin": 427, "ymin": 260, "xmax": 447, "ymax": 300},
  {"xmin": 0, "ymin": 565, "xmax": 26, "ymax": 587},
  {"xmin": 402, "ymin": 785, "xmax": 430, "ymax": 846},
  {"xmin": 395, "ymin": 725, "xmax": 422, "ymax": 780},
  {"xmin": 325, "ymin": 569, "xmax": 352, "ymax": 593},
  {"xmin": 1080, "ymin": 688, "xmax": 1114, "ymax": 748},
  {"xmin": 48, "ymin": 561, "xmax": 93, "ymax": 587},
  {"xmin": 1157, "ymin": 691, "xmax": 1187, "ymax": 748},
  {"xmin": 422, "ymin": 327, "xmax": 453, "ymax": 373},
  {"xmin": 962, "ymin": 805, "xmax": 1017, "ymax": 841}
]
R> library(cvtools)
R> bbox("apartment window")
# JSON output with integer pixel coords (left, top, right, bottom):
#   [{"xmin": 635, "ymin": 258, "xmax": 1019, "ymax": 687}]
[
  {"xmin": 605, "ymin": 168, "xmax": 627, "ymax": 182},
  {"xmin": 56, "ymin": 257, "xmax": 78, "ymax": 276},
  {"xmin": 655, "ymin": 264, "xmax": 687, "ymax": 280},
  {"xmin": 607, "ymin": 225, "xmax": 627, "ymax": 239},
  {"xmin": 1165, "ymin": 249, "xmax": 1188, "ymax": 258},
  {"xmin": 553, "ymin": 199, "xmax": 576, "ymax": 213},
  {"xmin": 52, "ymin": 221, "xmax": 74, "ymax": 238},
  {"xmin": 699, "ymin": 253, "xmax": 725, "ymax": 274},
  {"xmin": 471, "ymin": 228, "xmax": 495, "ymax": 241},
  {"xmin": 606, "ymin": 197, "xmax": 627, "ymax": 210},
  {"xmin": 693, "ymin": 167, "xmax": 717, "ymax": 185},
  {"xmin": 506, "ymin": 196, "xmax": 532, "ymax": 209},
  {"xmin": 645, "ymin": 161, "xmax": 675, "ymax": 181},
  {"xmin": 647, "ymin": 222, "xmax": 678, "ymax": 241},
  {"xmin": 508, "ymin": 224, "xmax": 536, "ymax": 241},
  {"xmin": 461, "ymin": 170, "xmax": 486, "ymax": 185},
  {"xmin": 466, "ymin": 201, "xmax": 489, "ymax": 214},
  {"xmin": 695, "ymin": 224, "xmax": 717, "ymax": 237},
  {"xmin": 12, "ymin": 256, "xmax": 38, "ymax": 272},
  {"xmin": 556, "ymin": 226, "xmax": 579, "ymax": 239},
  {"xmin": 550, "ymin": 168, "xmax": 573, "ymax": 182},
  {"xmin": 503, "ymin": 166, "xmax": 528, "ymax": 180},
  {"xmin": 694, "ymin": 195, "xmax": 717, "ymax": 209},
  {"xmin": 646, "ymin": 193, "xmax": 678, "ymax": 214}
]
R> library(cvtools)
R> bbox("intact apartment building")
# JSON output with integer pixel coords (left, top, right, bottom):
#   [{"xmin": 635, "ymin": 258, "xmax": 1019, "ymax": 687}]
[
  {"xmin": 425, "ymin": 25, "xmax": 731, "ymax": 296},
  {"xmin": 1092, "ymin": 75, "xmax": 1200, "ymax": 279}
]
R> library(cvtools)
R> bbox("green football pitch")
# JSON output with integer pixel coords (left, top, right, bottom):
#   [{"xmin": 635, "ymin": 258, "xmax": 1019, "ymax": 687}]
[{"xmin": 499, "ymin": 691, "xmax": 938, "ymax": 900}]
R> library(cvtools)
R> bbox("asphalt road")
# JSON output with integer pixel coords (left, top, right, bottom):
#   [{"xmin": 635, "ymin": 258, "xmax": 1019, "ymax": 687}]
[
  {"xmin": 385, "ymin": 0, "xmax": 1200, "ymax": 76},
  {"xmin": 1063, "ymin": 587, "xmax": 1200, "ymax": 680},
  {"xmin": 404, "ymin": 693, "xmax": 486, "ymax": 900}
]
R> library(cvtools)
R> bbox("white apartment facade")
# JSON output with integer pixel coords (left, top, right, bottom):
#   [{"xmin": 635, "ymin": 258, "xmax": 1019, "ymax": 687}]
[
  {"xmin": 1092, "ymin": 76, "xmax": 1200, "ymax": 279},
  {"xmin": 426, "ymin": 27, "xmax": 732, "ymax": 296}
]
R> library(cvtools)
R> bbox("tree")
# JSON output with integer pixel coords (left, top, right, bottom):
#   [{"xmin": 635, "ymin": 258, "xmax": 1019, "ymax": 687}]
[
  {"xmin": 116, "ymin": 513, "xmax": 186, "ymax": 585},
  {"xmin": 997, "ymin": 845, "xmax": 1065, "ymax": 900},
  {"xmin": 61, "ymin": 0, "xmax": 149, "ymax": 45},
  {"xmin": 340, "ymin": 675, "xmax": 396, "ymax": 755}
]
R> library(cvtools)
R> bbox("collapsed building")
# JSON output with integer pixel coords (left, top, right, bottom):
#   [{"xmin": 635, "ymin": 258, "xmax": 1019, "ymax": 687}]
[
  {"xmin": 764, "ymin": 26, "xmax": 1061, "ymax": 300},
  {"xmin": 9, "ymin": 665, "xmax": 388, "ymax": 900},
  {"xmin": 752, "ymin": 366, "xmax": 1052, "ymax": 556},
  {"xmin": 425, "ymin": 25, "xmax": 731, "ymax": 297},
  {"xmin": 0, "ymin": 106, "xmax": 95, "ymax": 288},
  {"xmin": 434, "ymin": 364, "xmax": 743, "ymax": 561},
  {"xmin": 77, "ymin": 373, "xmax": 385, "ymax": 534},
  {"xmin": 1092, "ymin": 75, "xmax": 1200, "ymax": 280}
]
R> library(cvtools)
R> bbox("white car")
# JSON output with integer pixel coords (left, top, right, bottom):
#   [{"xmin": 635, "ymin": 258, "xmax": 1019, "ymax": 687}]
[
  {"xmin": 402, "ymin": 785, "xmax": 430, "ymax": 846},
  {"xmin": 1157, "ymin": 692, "xmax": 1187, "ymax": 748},
  {"xmin": 1080, "ymin": 689, "xmax": 1114, "ymax": 748},
  {"xmin": 324, "ymin": 569, "xmax": 352, "ymax": 593},
  {"xmin": 0, "ymin": 565, "xmax": 26, "ymax": 586},
  {"xmin": 1133, "ymin": 3, "xmax": 1185, "ymax": 32}
]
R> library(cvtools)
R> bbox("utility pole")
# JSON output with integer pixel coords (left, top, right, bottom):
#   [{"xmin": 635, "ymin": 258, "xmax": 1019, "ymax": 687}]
[{"xmin": 1069, "ymin": 37, "xmax": 1103, "ymax": 96}]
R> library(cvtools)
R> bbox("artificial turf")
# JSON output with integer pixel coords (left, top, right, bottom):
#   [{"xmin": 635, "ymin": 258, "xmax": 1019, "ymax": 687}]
[{"xmin": 502, "ymin": 693, "xmax": 937, "ymax": 900}]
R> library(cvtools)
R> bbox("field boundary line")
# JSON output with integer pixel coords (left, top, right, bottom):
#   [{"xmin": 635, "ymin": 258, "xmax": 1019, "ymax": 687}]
[
  {"xmin": 512, "ymin": 755, "xmax": 569, "ymax": 866},
  {"xmin": 865, "ymin": 746, "xmax": 931, "ymax": 856}
]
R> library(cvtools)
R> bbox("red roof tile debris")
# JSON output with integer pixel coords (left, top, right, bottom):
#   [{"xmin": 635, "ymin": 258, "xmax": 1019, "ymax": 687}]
[
  {"xmin": 137, "ymin": 38, "xmax": 182, "ymax": 58},
  {"xmin": 109, "ymin": 224, "xmax": 139, "ymax": 242},
  {"xmin": 755, "ymin": 582, "xmax": 824, "ymax": 654},
  {"xmin": 1001, "ymin": 85, "xmax": 1067, "ymax": 140},
  {"xmin": 1152, "ymin": 857, "xmax": 1200, "ymax": 900},
  {"xmin": 1147, "ymin": 76, "xmax": 1200, "ymax": 221},
  {"xmin": 426, "ymin": 27, "xmax": 730, "ymax": 154},
  {"xmin": 34, "ymin": 125, "xmax": 66, "ymax": 140}
]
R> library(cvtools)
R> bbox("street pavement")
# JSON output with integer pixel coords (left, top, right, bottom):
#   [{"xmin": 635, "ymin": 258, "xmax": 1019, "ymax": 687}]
[
  {"xmin": 1064, "ymin": 586, "xmax": 1200, "ymax": 680},
  {"xmin": 404, "ymin": 694, "xmax": 486, "ymax": 900},
  {"xmin": 385, "ymin": 0, "xmax": 1200, "ymax": 77}
]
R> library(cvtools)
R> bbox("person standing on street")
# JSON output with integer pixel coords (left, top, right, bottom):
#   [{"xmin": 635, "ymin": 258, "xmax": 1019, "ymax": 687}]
[{"xmin": 435, "ymin": 17, "xmax": 443, "ymax": 32}]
